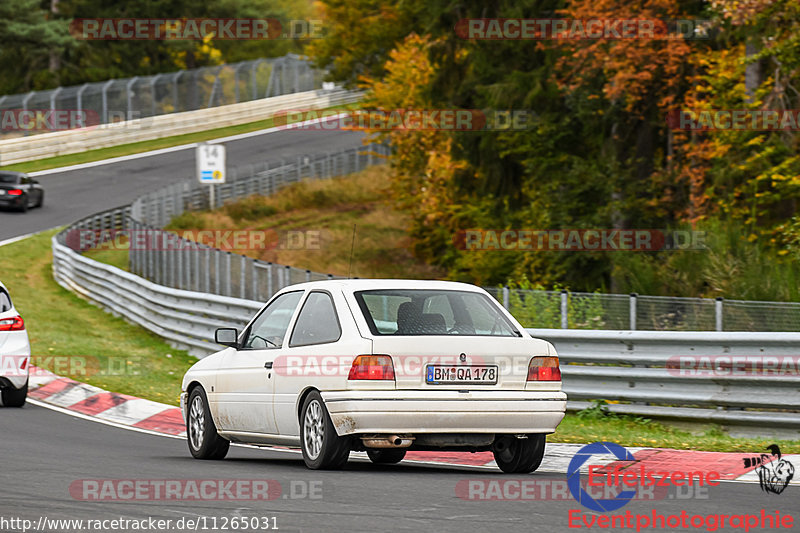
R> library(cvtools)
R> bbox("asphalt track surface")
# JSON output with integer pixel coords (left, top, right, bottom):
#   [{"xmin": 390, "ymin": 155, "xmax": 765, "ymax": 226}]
[
  {"xmin": 1, "ymin": 404, "xmax": 798, "ymax": 533},
  {"xmin": 1, "ymin": 126, "xmax": 798, "ymax": 532},
  {"xmin": 0, "ymin": 127, "xmax": 365, "ymax": 242}
]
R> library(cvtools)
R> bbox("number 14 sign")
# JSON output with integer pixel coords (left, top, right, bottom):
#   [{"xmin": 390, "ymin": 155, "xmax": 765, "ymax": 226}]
[{"xmin": 197, "ymin": 143, "xmax": 226, "ymax": 184}]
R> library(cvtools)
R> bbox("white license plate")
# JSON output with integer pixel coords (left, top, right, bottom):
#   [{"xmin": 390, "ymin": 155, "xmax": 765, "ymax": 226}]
[
  {"xmin": 426, "ymin": 365, "xmax": 498, "ymax": 385},
  {"xmin": 0, "ymin": 190, "xmax": 5, "ymax": 195}
]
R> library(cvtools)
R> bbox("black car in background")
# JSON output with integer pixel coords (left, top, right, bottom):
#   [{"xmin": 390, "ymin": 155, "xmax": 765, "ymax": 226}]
[{"xmin": 0, "ymin": 171, "xmax": 44, "ymax": 212}]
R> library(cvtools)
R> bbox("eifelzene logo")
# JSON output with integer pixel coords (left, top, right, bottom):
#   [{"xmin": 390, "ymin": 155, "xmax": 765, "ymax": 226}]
[{"xmin": 744, "ymin": 445, "xmax": 795, "ymax": 495}]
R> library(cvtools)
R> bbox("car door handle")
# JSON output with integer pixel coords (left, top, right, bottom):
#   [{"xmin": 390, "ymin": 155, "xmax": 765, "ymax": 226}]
[{"xmin": 264, "ymin": 362, "xmax": 273, "ymax": 369}]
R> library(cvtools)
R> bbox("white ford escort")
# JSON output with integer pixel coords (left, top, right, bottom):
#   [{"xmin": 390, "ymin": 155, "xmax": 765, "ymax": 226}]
[{"xmin": 181, "ymin": 280, "xmax": 566, "ymax": 472}]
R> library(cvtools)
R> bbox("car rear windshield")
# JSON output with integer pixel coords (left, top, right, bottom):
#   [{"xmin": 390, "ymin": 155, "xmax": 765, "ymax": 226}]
[
  {"xmin": 0, "ymin": 173, "xmax": 19, "ymax": 184},
  {"xmin": 354, "ymin": 289, "xmax": 521, "ymax": 337}
]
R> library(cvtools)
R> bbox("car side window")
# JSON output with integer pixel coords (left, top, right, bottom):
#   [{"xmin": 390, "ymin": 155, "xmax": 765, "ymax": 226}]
[
  {"xmin": 0, "ymin": 290, "xmax": 11, "ymax": 312},
  {"xmin": 20, "ymin": 176, "xmax": 29, "ymax": 185},
  {"xmin": 289, "ymin": 291, "xmax": 341, "ymax": 347},
  {"xmin": 241, "ymin": 291, "xmax": 303, "ymax": 350}
]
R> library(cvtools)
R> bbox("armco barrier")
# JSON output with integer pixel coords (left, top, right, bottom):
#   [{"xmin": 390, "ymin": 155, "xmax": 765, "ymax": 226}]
[
  {"xmin": 52, "ymin": 228, "xmax": 800, "ymax": 431},
  {"xmin": 53, "ymin": 233, "xmax": 261, "ymax": 355},
  {"xmin": 0, "ymin": 88, "xmax": 359, "ymax": 165}
]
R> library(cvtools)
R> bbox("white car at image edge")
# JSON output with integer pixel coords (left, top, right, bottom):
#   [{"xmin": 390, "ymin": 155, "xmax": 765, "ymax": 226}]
[
  {"xmin": 181, "ymin": 279, "xmax": 566, "ymax": 472},
  {"xmin": 0, "ymin": 281, "xmax": 30, "ymax": 407}
]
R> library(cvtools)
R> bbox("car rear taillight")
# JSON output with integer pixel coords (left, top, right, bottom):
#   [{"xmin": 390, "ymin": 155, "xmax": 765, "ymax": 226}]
[
  {"xmin": 527, "ymin": 356, "xmax": 561, "ymax": 381},
  {"xmin": 348, "ymin": 355, "xmax": 395, "ymax": 380},
  {"xmin": 7, "ymin": 189, "xmax": 23, "ymax": 196},
  {"xmin": 0, "ymin": 315, "xmax": 24, "ymax": 331}
]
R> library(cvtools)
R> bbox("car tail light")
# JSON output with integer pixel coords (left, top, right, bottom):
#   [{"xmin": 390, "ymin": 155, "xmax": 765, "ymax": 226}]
[
  {"xmin": 7, "ymin": 189, "xmax": 23, "ymax": 196},
  {"xmin": 0, "ymin": 315, "xmax": 24, "ymax": 331},
  {"xmin": 348, "ymin": 355, "xmax": 395, "ymax": 380},
  {"xmin": 527, "ymin": 356, "xmax": 561, "ymax": 381}
]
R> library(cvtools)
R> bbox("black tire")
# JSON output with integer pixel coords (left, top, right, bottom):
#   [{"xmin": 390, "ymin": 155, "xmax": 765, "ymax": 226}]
[
  {"xmin": 367, "ymin": 449, "xmax": 407, "ymax": 465},
  {"xmin": 300, "ymin": 391, "xmax": 351, "ymax": 470},
  {"xmin": 35, "ymin": 191, "xmax": 43, "ymax": 208},
  {"xmin": 18, "ymin": 196, "xmax": 28, "ymax": 213},
  {"xmin": 186, "ymin": 387, "xmax": 229, "ymax": 460},
  {"xmin": 492, "ymin": 434, "xmax": 546, "ymax": 474},
  {"xmin": 1, "ymin": 381, "xmax": 27, "ymax": 407}
]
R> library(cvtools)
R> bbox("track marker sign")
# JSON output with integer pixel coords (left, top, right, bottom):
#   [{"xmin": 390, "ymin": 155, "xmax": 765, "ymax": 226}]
[{"xmin": 197, "ymin": 143, "xmax": 226, "ymax": 184}]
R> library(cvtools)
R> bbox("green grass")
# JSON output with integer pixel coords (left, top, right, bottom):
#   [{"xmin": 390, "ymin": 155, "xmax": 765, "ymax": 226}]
[
  {"xmin": 1, "ymin": 103, "xmax": 358, "ymax": 173},
  {"xmin": 164, "ymin": 166, "xmax": 446, "ymax": 279},
  {"xmin": 1, "ymin": 229, "xmax": 194, "ymax": 406}
]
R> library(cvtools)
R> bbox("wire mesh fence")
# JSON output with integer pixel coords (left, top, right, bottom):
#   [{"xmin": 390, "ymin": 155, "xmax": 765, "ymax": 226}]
[
  {"xmin": 123, "ymin": 143, "xmax": 390, "ymax": 302},
  {"xmin": 54, "ymin": 138, "xmax": 800, "ymax": 331},
  {"xmin": 0, "ymin": 54, "xmax": 322, "ymax": 139}
]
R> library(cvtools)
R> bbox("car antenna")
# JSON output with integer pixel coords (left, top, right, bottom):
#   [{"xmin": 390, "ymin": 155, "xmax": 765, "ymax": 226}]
[{"xmin": 347, "ymin": 224, "xmax": 357, "ymax": 279}]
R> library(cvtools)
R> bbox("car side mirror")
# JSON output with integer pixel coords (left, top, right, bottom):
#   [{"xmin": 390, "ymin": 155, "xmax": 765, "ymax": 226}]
[{"xmin": 215, "ymin": 327, "xmax": 239, "ymax": 348}]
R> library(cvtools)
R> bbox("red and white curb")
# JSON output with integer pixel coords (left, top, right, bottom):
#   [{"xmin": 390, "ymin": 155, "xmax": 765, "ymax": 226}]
[{"xmin": 27, "ymin": 368, "xmax": 797, "ymax": 482}]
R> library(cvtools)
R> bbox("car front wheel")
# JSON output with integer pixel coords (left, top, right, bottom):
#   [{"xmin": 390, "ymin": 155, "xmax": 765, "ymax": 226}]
[
  {"xmin": 1, "ymin": 381, "xmax": 27, "ymax": 407},
  {"xmin": 492, "ymin": 434, "xmax": 546, "ymax": 473},
  {"xmin": 187, "ymin": 387, "xmax": 229, "ymax": 460},
  {"xmin": 300, "ymin": 391, "xmax": 350, "ymax": 470}
]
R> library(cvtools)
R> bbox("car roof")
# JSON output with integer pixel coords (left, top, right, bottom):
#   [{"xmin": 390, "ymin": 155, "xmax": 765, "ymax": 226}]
[
  {"xmin": 0, "ymin": 171, "xmax": 26, "ymax": 179},
  {"xmin": 280, "ymin": 279, "xmax": 486, "ymax": 294}
]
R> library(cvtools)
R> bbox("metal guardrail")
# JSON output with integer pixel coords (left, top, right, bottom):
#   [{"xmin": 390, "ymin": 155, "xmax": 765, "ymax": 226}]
[
  {"xmin": 533, "ymin": 329, "xmax": 800, "ymax": 430},
  {"xmin": 48, "ymin": 239, "xmax": 800, "ymax": 431},
  {"xmin": 53, "ymin": 230, "xmax": 260, "ymax": 355},
  {"xmin": 124, "ymin": 143, "xmax": 390, "ymax": 301}
]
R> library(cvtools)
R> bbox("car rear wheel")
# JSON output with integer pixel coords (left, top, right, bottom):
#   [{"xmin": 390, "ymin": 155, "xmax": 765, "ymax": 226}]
[
  {"xmin": 492, "ymin": 434, "xmax": 546, "ymax": 473},
  {"xmin": 1, "ymin": 381, "xmax": 27, "ymax": 407},
  {"xmin": 300, "ymin": 391, "xmax": 350, "ymax": 470},
  {"xmin": 367, "ymin": 449, "xmax": 407, "ymax": 465},
  {"xmin": 187, "ymin": 387, "xmax": 229, "ymax": 460},
  {"xmin": 18, "ymin": 197, "xmax": 28, "ymax": 213},
  {"xmin": 35, "ymin": 191, "xmax": 44, "ymax": 208}
]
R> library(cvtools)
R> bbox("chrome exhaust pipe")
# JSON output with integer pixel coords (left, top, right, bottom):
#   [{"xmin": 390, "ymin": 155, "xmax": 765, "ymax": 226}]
[{"xmin": 361, "ymin": 434, "xmax": 415, "ymax": 448}]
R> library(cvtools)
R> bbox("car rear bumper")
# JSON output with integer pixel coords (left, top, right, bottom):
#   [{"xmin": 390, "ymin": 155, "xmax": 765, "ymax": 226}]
[
  {"xmin": 0, "ymin": 195, "xmax": 25, "ymax": 207},
  {"xmin": 321, "ymin": 390, "xmax": 567, "ymax": 436}
]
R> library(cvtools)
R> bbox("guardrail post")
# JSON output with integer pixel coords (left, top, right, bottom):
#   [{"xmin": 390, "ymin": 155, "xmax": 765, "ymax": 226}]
[
  {"xmin": 240, "ymin": 255, "xmax": 247, "ymax": 299},
  {"xmin": 561, "ymin": 290, "xmax": 568, "ymax": 329},
  {"xmin": 502, "ymin": 286, "xmax": 510, "ymax": 310},
  {"xmin": 251, "ymin": 259, "xmax": 259, "ymax": 301},
  {"xmin": 204, "ymin": 247, "xmax": 211, "ymax": 294},
  {"xmin": 267, "ymin": 263, "xmax": 273, "ymax": 298},
  {"xmin": 284, "ymin": 265, "xmax": 290, "ymax": 289},
  {"xmin": 630, "ymin": 293, "xmax": 638, "ymax": 331},
  {"xmin": 306, "ymin": 269, "xmax": 311, "ymax": 282},
  {"xmin": 214, "ymin": 250, "xmax": 221, "ymax": 295},
  {"xmin": 177, "ymin": 246, "xmax": 183, "ymax": 289},
  {"xmin": 225, "ymin": 252, "xmax": 232, "ymax": 296},
  {"xmin": 715, "ymin": 297, "xmax": 723, "ymax": 332}
]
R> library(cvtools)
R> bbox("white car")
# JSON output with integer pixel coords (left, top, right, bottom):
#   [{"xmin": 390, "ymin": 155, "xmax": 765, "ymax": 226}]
[
  {"xmin": 181, "ymin": 280, "xmax": 566, "ymax": 472},
  {"xmin": 0, "ymin": 281, "xmax": 30, "ymax": 407}
]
